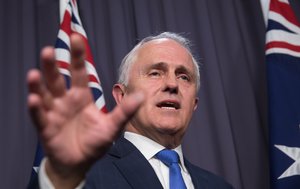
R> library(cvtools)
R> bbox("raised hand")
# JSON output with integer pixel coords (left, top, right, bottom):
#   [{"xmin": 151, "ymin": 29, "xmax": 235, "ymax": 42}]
[{"xmin": 27, "ymin": 34, "xmax": 143, "ymax": 188}]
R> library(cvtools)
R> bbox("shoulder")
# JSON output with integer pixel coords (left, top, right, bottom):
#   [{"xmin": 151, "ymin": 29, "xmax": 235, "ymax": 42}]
[
  {"xmin": 85, "ymin": 139, "xmax": 130, "ymax": 180},
  {"xmin": 84, "ymin": 152, "xmax": 131, "ymax": 188},
  {"xmin": 185, "ymin": 160, "xmax": 234, "ymax": 189},
  {"xmin": 84, "ymin": 137, "xmax": 143, "ymax": 188}
]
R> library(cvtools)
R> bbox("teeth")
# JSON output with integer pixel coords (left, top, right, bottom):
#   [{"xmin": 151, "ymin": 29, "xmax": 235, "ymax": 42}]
[
  {"xmin": 157, "ymin": 101, "xmax": 179, "ymax": 109},
  {"xmin": 161, "ymin": 106, "xmax": 176, "ymax": 110}
]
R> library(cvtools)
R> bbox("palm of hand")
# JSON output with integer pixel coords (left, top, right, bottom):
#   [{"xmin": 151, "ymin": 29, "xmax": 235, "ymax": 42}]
[{"xmin": 42, "ymin": 87, "xmax": 114, "ymax": 167}]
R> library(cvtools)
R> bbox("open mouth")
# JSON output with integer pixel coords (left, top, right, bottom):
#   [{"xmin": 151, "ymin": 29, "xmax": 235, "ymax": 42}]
[{"xmin": 157, "ymin": 101, "xmax": 180, "ymax": 110}]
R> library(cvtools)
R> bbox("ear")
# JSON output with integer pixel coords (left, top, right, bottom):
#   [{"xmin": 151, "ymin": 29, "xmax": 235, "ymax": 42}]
[
  {"xmin": 193, "ymin": 97, "xmax": 199, "ymax": 111},
  {"xmin": 112, "ymin": 84, "xmax": 126, "ymax": 105}
]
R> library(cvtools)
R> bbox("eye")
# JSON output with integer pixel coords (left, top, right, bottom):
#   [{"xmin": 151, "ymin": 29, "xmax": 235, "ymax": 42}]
[
  {"xmin": 149, "ymin": 70, "xmax": 161, "ymax": 77},
  {"xmin": 178, "ymin": 74, "xmax": 190, "ymax": 81}
]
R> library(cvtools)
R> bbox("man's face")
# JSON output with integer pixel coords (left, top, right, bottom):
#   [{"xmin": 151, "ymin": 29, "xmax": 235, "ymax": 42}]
[{"xmin": 124, "ymin": 38, "xmax": 198, "ymax": 145}]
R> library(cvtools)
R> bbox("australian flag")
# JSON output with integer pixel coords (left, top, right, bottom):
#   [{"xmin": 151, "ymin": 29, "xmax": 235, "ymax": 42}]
[{"xmin": 266, "ymin": 0, "xmax": 300, "ymax": 188}]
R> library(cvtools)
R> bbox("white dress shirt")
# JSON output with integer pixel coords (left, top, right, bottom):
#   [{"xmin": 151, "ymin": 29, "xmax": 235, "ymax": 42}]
[
  {"xmin": 39, "ymin": 131, "xmax": 194, "ymax": 189},
  {"xmin": 124, "ymin": 131, "xmax": 194, "ymax": 189}
]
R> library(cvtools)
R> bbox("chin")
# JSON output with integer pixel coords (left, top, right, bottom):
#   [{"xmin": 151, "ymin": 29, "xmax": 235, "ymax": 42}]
[{"xmin": 155, "ymin": 123, "xmax": 182, "ymax": 135}]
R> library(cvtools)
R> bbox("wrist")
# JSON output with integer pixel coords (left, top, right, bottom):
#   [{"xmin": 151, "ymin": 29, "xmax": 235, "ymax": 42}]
[{"xmin": 45, "ymin": 158, "xmax": 87, "ymax": 189}]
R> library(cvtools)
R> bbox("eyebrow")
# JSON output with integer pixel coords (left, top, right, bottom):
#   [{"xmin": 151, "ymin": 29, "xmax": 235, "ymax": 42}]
[
  {"xmin": 146, "ymin": 62, "xmax": 168, "ymax": 71},
  {"xmin": 175, "ymin": 65, "xmax": 192, "ymax": 75},
  {"xmin": 145, "ymin": 62, "xmax": 195, "ymax": 77}
]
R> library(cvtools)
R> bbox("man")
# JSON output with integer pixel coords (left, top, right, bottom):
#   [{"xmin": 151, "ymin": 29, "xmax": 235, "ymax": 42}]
[{"xmin": 27, "ymin": 32, "xmax": 233, "ymax": 188}]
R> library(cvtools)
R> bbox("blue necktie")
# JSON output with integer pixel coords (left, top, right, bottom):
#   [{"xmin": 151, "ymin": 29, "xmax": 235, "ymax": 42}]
[{"xmin": 156, "ymin": 149, "xmax": 187, "ymax": 189}]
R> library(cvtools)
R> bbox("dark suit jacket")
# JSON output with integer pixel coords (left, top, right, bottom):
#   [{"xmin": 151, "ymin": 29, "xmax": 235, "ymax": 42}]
[
  {"xmin": 84, "ymin": 137, "xmax": 234, "ymax": 189},
  {"xmin": 28, "ymin": 136, "xmax": 234, "ymax": 189}
]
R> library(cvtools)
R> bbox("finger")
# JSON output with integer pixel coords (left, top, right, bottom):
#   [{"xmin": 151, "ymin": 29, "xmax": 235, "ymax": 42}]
[
  {"xmin": 27, "ymin": 69, "xmax": 53, "ymax": 110},
  {"xmin": 28, "ymin": 92, "xmax": 47, "ymax": 132},
  {"xmin": 41, "ymin": 47, "xmax": 66, "ymax": 97},
  {"xmin": 109, "ymin": 92, "xmax": 144, "ymax": 131},
  {"xmin": 69, "ymin": 34, "xmax": 89, "ymax": 88}
]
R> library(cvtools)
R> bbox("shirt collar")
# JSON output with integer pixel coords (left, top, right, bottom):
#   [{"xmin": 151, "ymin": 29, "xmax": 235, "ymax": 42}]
[{"xmin": 124, "ymin": 131, "xmax": 188, "ymax": 172}]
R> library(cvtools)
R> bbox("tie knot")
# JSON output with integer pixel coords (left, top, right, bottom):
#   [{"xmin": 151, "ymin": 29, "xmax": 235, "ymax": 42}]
[{"xmin": 156, "ymin": 149, "xmax": 180, "ymax": 166}]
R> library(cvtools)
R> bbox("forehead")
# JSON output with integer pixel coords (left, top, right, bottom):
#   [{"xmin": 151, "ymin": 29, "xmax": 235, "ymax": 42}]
[{"xmin": 134, "ymin": 38, "xmax": 194, "ymax": 69}]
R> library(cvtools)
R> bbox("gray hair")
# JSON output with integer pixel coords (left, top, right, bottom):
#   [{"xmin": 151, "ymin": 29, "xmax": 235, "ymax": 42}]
[{"xmin": 118, "ymin": 32, "xmax": 200, "ymax": 91}]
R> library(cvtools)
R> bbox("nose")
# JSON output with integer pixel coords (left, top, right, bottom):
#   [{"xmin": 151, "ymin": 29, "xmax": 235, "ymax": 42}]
[{"xmin": 163, "ymin": 74, "xmax": 178, "ymax": 94}]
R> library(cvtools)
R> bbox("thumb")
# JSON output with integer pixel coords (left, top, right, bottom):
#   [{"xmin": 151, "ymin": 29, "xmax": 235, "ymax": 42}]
[{"xmin": 109, "ymin": 92, "xmax": 144, "ymax": 130}]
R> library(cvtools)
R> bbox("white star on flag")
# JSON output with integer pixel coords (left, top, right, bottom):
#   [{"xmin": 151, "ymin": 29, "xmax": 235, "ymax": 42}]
[{"xmin": 275, "ymin": 145, "xmax": 300, "ymax": 179}]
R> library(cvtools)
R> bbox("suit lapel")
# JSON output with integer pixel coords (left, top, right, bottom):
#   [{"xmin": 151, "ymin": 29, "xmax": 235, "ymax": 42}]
[
  {"xmin": 109, "ymin": 137, "xmax": 163, "ymax": 189},
  {"xmin": 185, "ymin": 159, "xmax": 209, "ymax": 189}
]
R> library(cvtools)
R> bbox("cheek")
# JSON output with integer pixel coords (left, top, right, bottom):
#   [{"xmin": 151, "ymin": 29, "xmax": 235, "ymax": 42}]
[
  {"xmin": 134, "ymin": 102, "xmax": 153, "ymax": 123},
  {"xmin": 182, "ymin": 95, "xmax": 197, "ymax": 116},
  {"xmin": 129, "ymin": 79, "xmax": 161, "ymax": 96}
]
